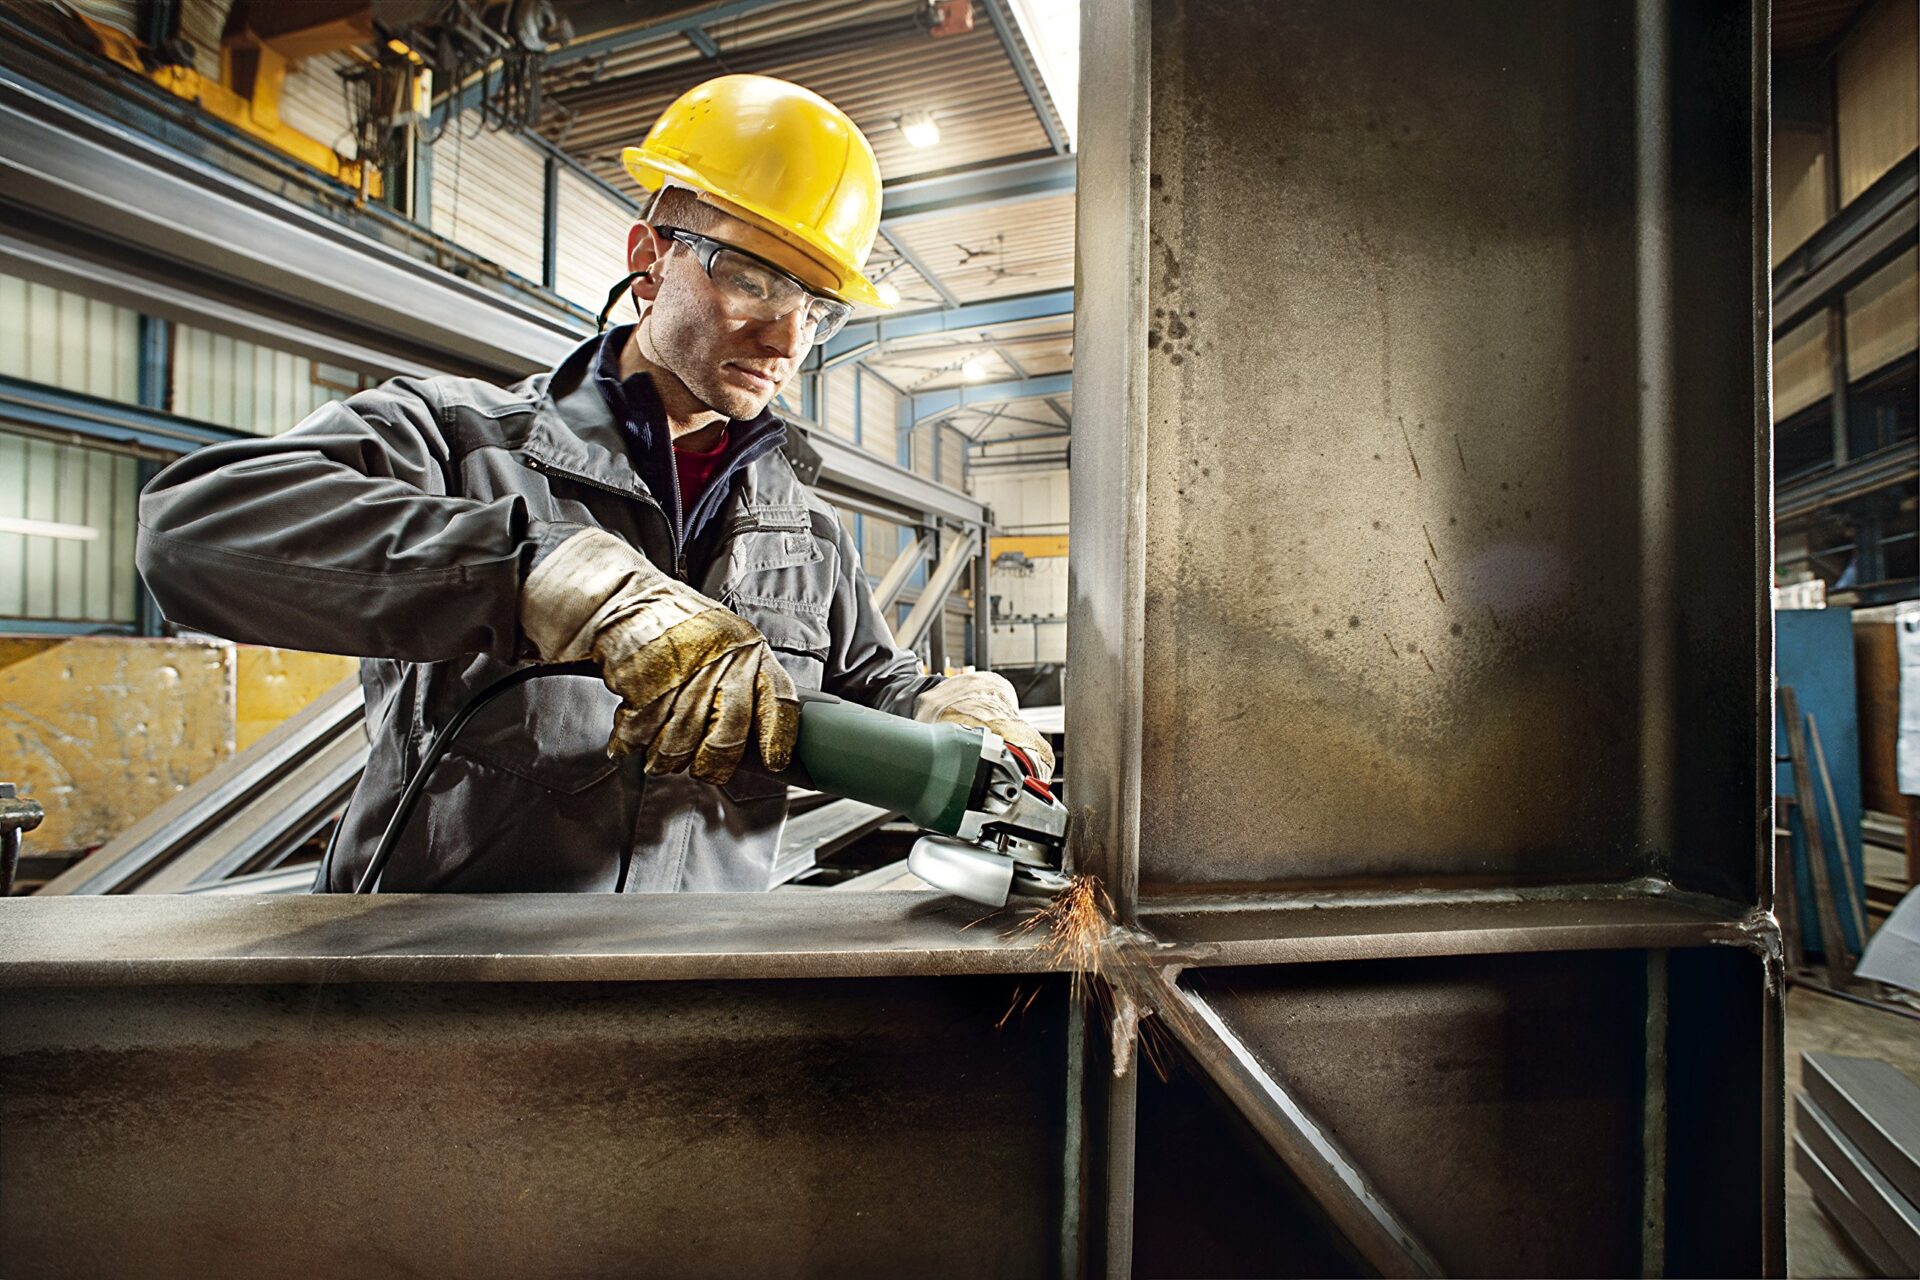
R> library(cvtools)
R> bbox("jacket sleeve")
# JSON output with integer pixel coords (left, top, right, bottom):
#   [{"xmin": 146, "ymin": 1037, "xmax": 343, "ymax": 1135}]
[
  {"xmin": 818, "ymin": 516, "xmax": 942, "ymax": 718},
  {"xmin": 136, "ymin": 376, "xmax": 565, "ymax": 663}
]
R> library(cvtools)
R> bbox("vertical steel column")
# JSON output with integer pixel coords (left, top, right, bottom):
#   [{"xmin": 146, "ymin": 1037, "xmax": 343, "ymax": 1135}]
[
  {"xmin": 541, "ymin": 154, "xmax": 560, "ymax": 292},
  {"xmin": 974, "ymin": 523, "xmax": 992, "ymax": 672}
]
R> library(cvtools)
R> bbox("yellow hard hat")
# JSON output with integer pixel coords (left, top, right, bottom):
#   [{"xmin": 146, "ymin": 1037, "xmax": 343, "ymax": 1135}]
[{"xmin": 623, "ymin": 75, "xmax": 891, "ymax": 309}]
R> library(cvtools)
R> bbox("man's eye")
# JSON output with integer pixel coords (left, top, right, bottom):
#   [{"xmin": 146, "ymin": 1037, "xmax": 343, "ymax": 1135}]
[{"xmin": 727, "ymin": 270, "xmax": 774, "ymax": 301}]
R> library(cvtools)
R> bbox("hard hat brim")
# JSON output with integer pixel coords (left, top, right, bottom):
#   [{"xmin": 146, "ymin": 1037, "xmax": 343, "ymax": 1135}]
[{"xmin": 624, "ymin": 146, "xmax": 893, "ymax": 311}]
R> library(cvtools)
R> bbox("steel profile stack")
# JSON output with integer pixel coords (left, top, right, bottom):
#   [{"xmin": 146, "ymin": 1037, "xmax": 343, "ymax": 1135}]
[{"xmin": 1794, "ymin": 1053, "xmax": 1920, "ymax": 1276}]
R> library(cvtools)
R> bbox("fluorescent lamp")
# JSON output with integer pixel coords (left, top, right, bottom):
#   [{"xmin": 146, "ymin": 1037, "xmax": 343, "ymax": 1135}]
[
  {"xmin": 961, "ymin": 358, "xmax": 990, "ymax": 382},
  {"xmin": 900, "ymin": 111, "xmax": 941, "ymax": 149},
  {"xmin": 0, "ymin": 516, "xmax": 99, "ymax": 542},
  {"xmin": 873, "ymin": 278, "xmax": 901, "ymax": 308}
]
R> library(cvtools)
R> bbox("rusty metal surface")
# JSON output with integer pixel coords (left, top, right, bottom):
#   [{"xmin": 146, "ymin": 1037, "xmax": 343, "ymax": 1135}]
[
  {"xmin": 1120, "ymin": 0, "xmax": 1764, "ymax": 888},
  {"xmin": 0, "ymin": 893, "xmax": 1057, "ymax": 986},
  {"xmin": 0, "ymin": 976, "xmax": 1069, "ymax": 1280}
]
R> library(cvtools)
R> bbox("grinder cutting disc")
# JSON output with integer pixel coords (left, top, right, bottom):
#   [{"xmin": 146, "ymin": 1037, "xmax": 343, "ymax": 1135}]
[{"xmin": 909, "ymin": 835, "xmax": 1069, "ymax": 908}]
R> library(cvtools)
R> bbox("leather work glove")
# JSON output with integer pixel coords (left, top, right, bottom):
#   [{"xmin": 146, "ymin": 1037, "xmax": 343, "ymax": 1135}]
[
  {"xmin": 520, "ymin": 529, "xmax": 799, "ymax": 785},
  {"xmin": 914, "ymin": 670, "xmax": 1055, "ymax": 783}
]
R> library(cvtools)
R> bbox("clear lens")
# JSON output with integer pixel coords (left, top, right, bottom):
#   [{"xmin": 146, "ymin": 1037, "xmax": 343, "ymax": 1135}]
[{"xmin": 707, "ymin": 245, "xmax": 852, "ymax": 341}]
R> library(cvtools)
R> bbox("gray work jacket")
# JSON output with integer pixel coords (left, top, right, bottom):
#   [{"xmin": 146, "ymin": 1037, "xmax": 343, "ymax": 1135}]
[{"xmin": 136, "ymin": 333, "xmax": 938, "ymax": 892}]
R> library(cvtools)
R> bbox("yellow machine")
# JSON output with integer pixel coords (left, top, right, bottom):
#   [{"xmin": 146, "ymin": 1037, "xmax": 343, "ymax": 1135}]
[{"xmin": 72, "ymin": 2, "xmax": 433, "ymax": 198}]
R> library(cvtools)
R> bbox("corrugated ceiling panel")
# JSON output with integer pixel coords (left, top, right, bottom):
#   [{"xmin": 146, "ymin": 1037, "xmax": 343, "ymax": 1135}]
[
  {"xmin": 554, "ymin": 170, "xmax": 638, "ymax": 316},
  {"xmin": 1772, "ymin": 314, "xmax": 1832, "ymax": 421},
  {"xmin": 547, "ymin": 4, "xmax": 1048, "ymax": 185},
  {"xmin": 886, "ymin": 193, "xmax": 1075, "ymax": 303},
  {"xmin": 430, "ymin": 127, "xmax": 548, "ymax": 284}
]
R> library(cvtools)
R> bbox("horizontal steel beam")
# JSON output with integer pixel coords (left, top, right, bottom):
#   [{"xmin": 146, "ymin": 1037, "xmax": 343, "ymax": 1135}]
[
  {"xmin": 821, "ymin": 289, "xmax": 1075, "ymax": 363},
  {"xmin": 0, "ymin": 892, "xmax": 1056, "ymax": 985},
  {"xmin": 1136, "ymin": 881, "xmax": 1767, "ymax": 967},
  {"xmin": 1775, "ymin": 441, "xmax": 1919, "ymax": 521},
  {"xmin": 1, "ymin": 881, "xmax": 1772, "ymax": 988},
  {"xmin": 0, "ymin": 374, "xmax": 242, "ymax": 456},
  {"xmin": 806, "ymin": 427, "xmax": 987, "ymax": 528},
  {"xmin": 881, "ymin": 154, "xmax": 1076, "ymax": 226},
  {"xmin": 0, "ymin": 70, "xmax": 580, "ymax": 381},
  {"xmin": 0, "ymin": 225, "xmax": 440, "ymax": 381},
  {"xmin": 914, "ymin": 373, "xmax": 1074, "ymax": 423}
]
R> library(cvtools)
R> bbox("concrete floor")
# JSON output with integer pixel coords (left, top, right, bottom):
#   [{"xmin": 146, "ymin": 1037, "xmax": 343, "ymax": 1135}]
[{"xmin": 1783, "ymin": 982, "xmax": 1920, "ymax": 1277}]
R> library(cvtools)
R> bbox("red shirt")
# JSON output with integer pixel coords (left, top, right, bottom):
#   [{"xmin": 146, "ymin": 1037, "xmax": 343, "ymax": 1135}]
[{"xmin": 673, "ymin": 428, "xmax": 730, "ymax": 518}]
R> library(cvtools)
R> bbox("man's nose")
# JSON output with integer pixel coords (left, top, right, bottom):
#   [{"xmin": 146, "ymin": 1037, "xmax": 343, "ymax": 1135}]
[{"xmin": 759, "ymin": 304, "xmax": 812, "ymax": 358}]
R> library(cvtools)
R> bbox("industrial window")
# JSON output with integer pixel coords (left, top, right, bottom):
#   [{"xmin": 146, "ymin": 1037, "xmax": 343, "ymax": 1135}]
[{"xmin": 0, "ymin": 430, "xmax": 140, "ymax": 625}]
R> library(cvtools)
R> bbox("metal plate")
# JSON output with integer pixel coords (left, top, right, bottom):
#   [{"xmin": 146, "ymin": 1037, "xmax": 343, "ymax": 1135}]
[
  {"xmin": 1118, "ymin": 0, "xmax": 1763, "ymax": 888},
  {"xmin": 1181, "ymin": 953, "xmax": 1649, "ymax": 1277},
  {"xmin": 0, "ymin": 977, "xmax": 1069, "ymax": 1280}
]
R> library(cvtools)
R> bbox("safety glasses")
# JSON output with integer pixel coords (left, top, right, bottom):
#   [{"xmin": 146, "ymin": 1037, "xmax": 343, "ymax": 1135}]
[{"xmin": 659, "ymin": 227, "xmax": 855, "ymax": 342}]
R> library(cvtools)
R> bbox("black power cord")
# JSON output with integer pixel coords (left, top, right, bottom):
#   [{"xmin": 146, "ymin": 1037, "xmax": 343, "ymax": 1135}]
[{"xmin": 353, "ymin": 660, "xmax": 601, "ymax": 893}]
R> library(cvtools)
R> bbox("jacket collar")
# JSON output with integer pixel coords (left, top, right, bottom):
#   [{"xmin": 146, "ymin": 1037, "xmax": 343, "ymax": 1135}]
[{"xmin": 523, "ymin": 331, "xmax": 652, "ymax": 501}]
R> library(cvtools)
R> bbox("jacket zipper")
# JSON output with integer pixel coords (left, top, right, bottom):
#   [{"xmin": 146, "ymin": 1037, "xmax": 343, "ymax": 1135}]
[
  {"xmin": 664, "ymin": 441, "xmax": 689, "ymax": 580},
  {"xmin": 521, "ymin": 452, "xmax": 680, "ymax": 564}
]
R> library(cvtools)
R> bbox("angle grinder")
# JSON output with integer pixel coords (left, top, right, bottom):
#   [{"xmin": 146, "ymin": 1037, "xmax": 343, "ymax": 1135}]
[
  {"xmin": 354, "ymin": 664, "xmax": 1069, "ymax": 906},
  {"xmin": 789, "ymin": 690, "xmax": 1069, "ymax": 908}
]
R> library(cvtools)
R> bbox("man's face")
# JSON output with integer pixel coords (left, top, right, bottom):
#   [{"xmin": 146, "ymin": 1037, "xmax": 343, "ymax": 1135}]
[{"xmin": 633, "ymin": 206, "xmax": 840, "ymax": 419}]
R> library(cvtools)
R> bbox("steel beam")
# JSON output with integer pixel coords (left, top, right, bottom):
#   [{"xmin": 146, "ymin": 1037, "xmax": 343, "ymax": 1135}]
[
  {"xmin": 821, "ymin": 289, "xmax": 1075, "ymax": 363},
  {"xmin": 1772, "ymin": 156, "xmax": 1917, "ymax": 335},
  {"xmin": 895, "ymin": 530, "xmax": 980, "ymax": 651},
  {"xmin": 912, "ymin": 373, "xmax": 1073, "ymax": 423},
  {"xmin": 1145, "ymin": 969, "xmax": 1445, "ymax": 1276},
  {"xmin": 881, "ymin": 154, "xmax": 1076, "ymax": 226},
  {"xmin": 38, "ymin": 680, "xmax": 365, "ymax": 895},
  {"xmin": 805, "ymin": 427, "xmax": 986, "ymax": 528},
  {"xmin": 872, "ymin": 534, "xmax": 933, "ymax": 612},
  {"xmin": 0, "ymin": 70, "xmax": 580, "ymax": 381},
  {"xmin": 878, "ymin": 226, "xmax": 961, "ymax": 308},
  {"xmin": 0, "ymin": 374, "xmax": 241, "ymax": 457},
  {"xmin": 976, "ymin": 0, "xmax": 1070, "ymax": 154},
  {"xmin": 0, "ymin": 892, "xmax": 1056, "ymax": 984}
]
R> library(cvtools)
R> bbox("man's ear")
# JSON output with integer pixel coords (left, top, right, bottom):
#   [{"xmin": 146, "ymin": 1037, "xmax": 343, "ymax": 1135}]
[{"xmin": 625, "ymin": 222, "xmax": 669, "ymax": 302}]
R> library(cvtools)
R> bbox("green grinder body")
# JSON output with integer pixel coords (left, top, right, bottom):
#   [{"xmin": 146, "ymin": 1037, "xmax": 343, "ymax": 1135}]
[{"xmin": 791, "ymin": 693, "xmax": 985, "ymax": 836}]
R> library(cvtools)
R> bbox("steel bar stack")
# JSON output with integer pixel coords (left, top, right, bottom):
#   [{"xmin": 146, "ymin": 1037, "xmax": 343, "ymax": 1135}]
[{"xmin": 1794, "ymin": 1053, "xmax": 1920, "ymax": 1275}]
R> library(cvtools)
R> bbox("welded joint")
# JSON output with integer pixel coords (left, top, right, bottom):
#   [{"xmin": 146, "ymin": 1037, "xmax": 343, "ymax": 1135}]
[{"xmin": 1707, "ymin": 906, "xmax": 1784, "ymax": 992}]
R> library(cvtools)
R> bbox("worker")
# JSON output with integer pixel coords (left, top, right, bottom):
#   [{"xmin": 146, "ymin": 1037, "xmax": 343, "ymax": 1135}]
[{"xmin": 135, "ymin": 74, "xmax": 1051, "ymax": 892}]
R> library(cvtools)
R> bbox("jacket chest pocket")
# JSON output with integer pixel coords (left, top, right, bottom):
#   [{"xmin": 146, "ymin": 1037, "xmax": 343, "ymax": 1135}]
[
  {"xmin": 732, "ymin": 596, "xmax": 831, "ymax": 692},
  {"xmin": 722, "ymin": 503, "xmax": 823, "ymax": 575}
]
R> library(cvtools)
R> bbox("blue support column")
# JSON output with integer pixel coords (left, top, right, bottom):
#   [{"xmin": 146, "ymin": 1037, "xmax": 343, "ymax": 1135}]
[{"xmin": 133, "ymin": 314, "xmax": 173, "ymax": 637}]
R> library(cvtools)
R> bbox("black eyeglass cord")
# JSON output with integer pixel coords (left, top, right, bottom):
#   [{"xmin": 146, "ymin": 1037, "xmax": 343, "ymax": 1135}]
[{"xmin": 352, "ymin": 661, "xmax": 602, "ymax": 893}]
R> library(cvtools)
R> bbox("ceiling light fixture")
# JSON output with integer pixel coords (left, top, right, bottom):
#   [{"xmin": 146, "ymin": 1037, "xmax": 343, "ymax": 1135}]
[
  {"xmin": 873, "ymin": 278, "xmax": 901, "ymax": 308},
  {"xmin": 900, "ymin": 111, "xmax": 941, "ymax": 149},
  {"xmin": 961, "ymin": 357, "xmax": 990, "ymax": 382}
]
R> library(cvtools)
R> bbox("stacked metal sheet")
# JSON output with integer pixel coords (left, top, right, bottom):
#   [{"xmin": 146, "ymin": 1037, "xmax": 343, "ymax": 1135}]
[{"xmin": 1795, "ymin": 1053, "xmax": 1920, "ymax": 1276}]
